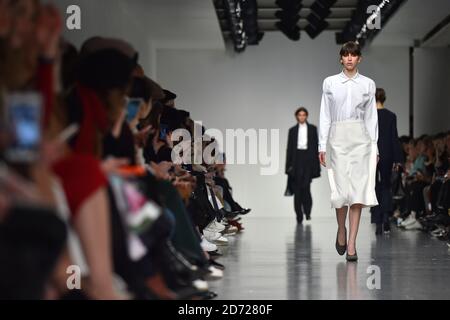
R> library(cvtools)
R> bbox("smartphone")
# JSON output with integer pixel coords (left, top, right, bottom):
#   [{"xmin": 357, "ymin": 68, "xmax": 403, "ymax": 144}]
[
  {"xmin": 159, "ymin": 123, "xmax": 169, "ymax": 140},
  {"xmin": 4, "ymin": 92, "xmax": 42, "ymax": 163},
  {"xmin": 126, "ymin": 98, "xmax": 143, "ymax": 122}
]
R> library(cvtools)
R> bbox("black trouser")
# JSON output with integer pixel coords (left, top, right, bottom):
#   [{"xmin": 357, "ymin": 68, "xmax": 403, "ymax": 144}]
[
  {"xmin": 405, "ymin": 180, "xmax": 427, "ymax": 215},
  {"xmin": 214, "ymin": 177, "xmax": 241, "ymax": 211},
  {"xmin": 437, "ymin": 180, "xmax": 449, "ymax": 211},
  {"xmin": 293, "ymin": 150, "xmax": 313, "ymax": 222},
  {"xmin": 371, "ymin": 185, "xmax": 392, "ymax": 225},
  {"xmin": 294, "ymin": 184, "xmax": 312, "ymax": 222}
]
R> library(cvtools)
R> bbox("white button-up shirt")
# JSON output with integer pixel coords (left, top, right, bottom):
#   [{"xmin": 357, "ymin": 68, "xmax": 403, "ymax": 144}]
[
  {"xmin": 297, "ymin": 123, "xmax": 308, "ymax": 150},
  {"xmin": 319, "ymin": 70, "xmax": 378, "ymax": 153}
]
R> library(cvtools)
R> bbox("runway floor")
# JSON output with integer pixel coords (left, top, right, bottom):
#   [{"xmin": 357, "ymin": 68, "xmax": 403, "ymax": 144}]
[{"xmin": 209, "ymin": 215, "xmax": 450, "ymax": 300}]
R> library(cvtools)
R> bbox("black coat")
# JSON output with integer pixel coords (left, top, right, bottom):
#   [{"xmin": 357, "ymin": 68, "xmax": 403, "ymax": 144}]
[
  {"xmin": 285, "ymin": 123, "xmax": 321, "ymax": 196},
  {"xmin": 376, "ymin": 108, "xmax": 403, "ymax": 187}
]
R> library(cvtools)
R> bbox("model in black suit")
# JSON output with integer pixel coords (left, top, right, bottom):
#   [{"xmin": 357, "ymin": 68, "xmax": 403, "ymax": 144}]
[
  {"xmin": 285, "ymin": 107, "xmax": 321, "ymax": 224},
  {"xmin": 370, "ymin": 88, "xmax": 404, "ymax": 235}
]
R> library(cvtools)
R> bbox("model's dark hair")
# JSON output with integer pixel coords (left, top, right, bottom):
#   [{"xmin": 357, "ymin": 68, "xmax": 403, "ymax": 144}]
[
  {"xmin": 295, "ymin": 107, "xmax": 309, "ymax": 117},
  {"xmin": 340, "ymin": 41, "xmax": 362, "ymax": 57},
  {"xmin": 376, "ymin": 88, "xmax": 386, "ymax": 104}
]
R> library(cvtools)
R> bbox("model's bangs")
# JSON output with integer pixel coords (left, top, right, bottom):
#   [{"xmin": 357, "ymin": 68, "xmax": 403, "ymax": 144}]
[{"xmin": 339, "ymin": 42, "xmax": 362, "ymax": 57}]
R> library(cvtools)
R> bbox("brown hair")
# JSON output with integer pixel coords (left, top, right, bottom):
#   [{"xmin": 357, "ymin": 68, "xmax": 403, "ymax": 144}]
[
  {"xmin": 376, "ymin": 88, "xmax": 386, "ymax": 104},
  {"xmin": 339, "ymin": 41, "xmax": 362, "ymax": 57},
  {"xmin": 295, "ymin": 107, "xmax": 309, "ymax": 117}
]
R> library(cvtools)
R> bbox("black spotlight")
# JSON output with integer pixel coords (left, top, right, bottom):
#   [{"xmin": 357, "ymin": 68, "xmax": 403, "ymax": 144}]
[
  {"xmin": 276, "ymin": 21, "xmax": 301, "ymax": 41},
  {"xmin": 304, "ymin": 0, "xmax": 336, "ymax": 39},
  {"xmin": 275, "ymin": 0, "xmax": 303, "ymax": 41}
]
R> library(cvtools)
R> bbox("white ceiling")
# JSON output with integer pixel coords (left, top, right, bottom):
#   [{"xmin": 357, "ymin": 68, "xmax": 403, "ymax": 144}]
[
  {"xmin": 55, "ymin": 0, "xmax": 224, "ymax": 49},
  {"xmin": 372, "ymin": 0, "xmax": 450, "ymax": 47}
]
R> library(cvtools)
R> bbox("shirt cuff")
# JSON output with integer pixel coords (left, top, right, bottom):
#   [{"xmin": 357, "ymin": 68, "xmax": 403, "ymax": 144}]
[{"xmin": 319, "ymin": 144, "xmax": 326, "ymax": 153}]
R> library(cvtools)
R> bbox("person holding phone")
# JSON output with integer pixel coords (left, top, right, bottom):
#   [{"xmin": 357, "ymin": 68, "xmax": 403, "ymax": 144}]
[{"xmin": 319, "ymin": 41, "xmax": 379, "ymax": 262}]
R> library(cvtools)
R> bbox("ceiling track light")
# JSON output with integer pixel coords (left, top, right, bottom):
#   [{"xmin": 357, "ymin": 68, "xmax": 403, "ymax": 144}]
[
  {"xmin": 223, "ymin": 0, "xmax": 248, "ymax": 52},
  {"xmin": 240, "ymin": 0, "xmax": 264, "ymax": 46},
  {"xmin": 275, "ymin": 0, "xmax": 303, "ymax": 41},
  {"xmin": 304, "ymin": 0, "xmax": 336, "ymax": 39}
]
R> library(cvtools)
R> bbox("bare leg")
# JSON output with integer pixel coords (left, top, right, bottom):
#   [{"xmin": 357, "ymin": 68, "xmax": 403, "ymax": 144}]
[
  {"xmin": 73, "ymin": 187, "xmax": 121, "ymax": 300},
  {"xmin": 336, "ymin": 206, "xmax": 348, "ymax": 245},
  {"xmin": 347, "ymin": 204, "xmax": 363, "ymax": 255}
]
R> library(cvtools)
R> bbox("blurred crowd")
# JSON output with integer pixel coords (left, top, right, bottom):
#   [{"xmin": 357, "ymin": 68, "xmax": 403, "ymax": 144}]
[
  {"xmin": 388, "ymin": 133, "xmax": 450, "ymax": 245},
  {"xmin": 0, "ymin": 0, "xmax": 251, "ymax": 300}
]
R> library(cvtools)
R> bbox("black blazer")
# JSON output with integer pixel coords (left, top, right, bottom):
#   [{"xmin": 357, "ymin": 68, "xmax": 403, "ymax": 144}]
[
  {"xmin": 285, "ymin": 123, "xmax": 321, "ymax": 195},
  {"xmin": 377, "ymin": 108, "xmax": 403, "ymax": 186}
]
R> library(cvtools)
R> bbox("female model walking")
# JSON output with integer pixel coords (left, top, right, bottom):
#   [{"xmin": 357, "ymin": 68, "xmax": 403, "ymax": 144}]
[{"xmin": 318, "ymin": 41, "xmax": 379, "ymax": 262}]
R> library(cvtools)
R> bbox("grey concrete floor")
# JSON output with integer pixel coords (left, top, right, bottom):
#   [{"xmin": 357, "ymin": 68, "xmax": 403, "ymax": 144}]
[{"xmin": 209, "ymin": 216, "xmax": 450, "ymax": 300}]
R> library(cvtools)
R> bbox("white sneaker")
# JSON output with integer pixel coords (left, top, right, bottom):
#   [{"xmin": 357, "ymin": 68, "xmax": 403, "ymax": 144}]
[
  {"xmin": 201, "ymin": 237, "xmax": 217, "ymax": 252},
  {"xmin": 205, "ymin": 221, "xmax": 225, "ymax": 233},
  {"xmin": 400, "ymin": 215, "xmax": 416, "ymax": 227},
  {"xmin": 213, "ymin": 236, "xmax": 229, "ymax": 245},
  {"xmin": 205, "ymin": 266, "xmax": 223, "ymax": 281},
  {"xmin": 192, "ymin": 279, "xmax": 209, "ymax": 292},
  {"xmin": 431, "ymin": 228, "xmax": 445, "ymax": 237},
  {"xmin": 404, "ymin": 220, "xmax": 423, "ymax": 230},
  {"xmin": 203, "ymin": 229, "xmax": 222, "ymax": 242}
]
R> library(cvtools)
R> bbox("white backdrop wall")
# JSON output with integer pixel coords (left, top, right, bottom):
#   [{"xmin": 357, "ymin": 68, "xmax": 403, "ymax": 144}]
[
  {"xmin": 54, "ymin": 0, "xmax": 224, "ymax": 75},
  {"xmin": 414, "ymin": 48, "xmax": 450, "ymax": 137},
  {"xmin": 156, "ymin": 32, "xmax": 410, "ymax": 218}
]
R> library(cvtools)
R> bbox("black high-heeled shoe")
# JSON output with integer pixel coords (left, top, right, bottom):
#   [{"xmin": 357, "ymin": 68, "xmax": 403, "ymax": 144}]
[
  {"xmin": 346, "ymin": 250, "xmax": 358, "ymax": 262},
  {"xmin": 335, "ymin": 228, "xmax": 347, "ymax": 256}
]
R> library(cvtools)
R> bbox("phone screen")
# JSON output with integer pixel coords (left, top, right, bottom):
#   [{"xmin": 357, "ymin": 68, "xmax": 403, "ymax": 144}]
[
  {"xmin": 4, "ymin": 92, "xmax": 42, "ymax": 162},
  {"xmin": 159, "ymin": 123, "xmax": 169, "ymax": 140},
  {"xmin": 126, "ymin": 98, "xmax": 142, "ymax": 122}
]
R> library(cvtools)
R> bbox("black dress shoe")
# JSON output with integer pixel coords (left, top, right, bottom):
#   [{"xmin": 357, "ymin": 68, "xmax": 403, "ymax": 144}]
[
  {"xmin": 306, "ymin": 215, "xmax": 311, "ymax": 221},
  {"xmin": 383, "ymin": 222, "xmax": 391, "ymax": 234},
  {"xmin": 239, "ymin": 208, "xmax": 252, "ymax": 215},
  {"xmin": 209, "ymin": 250, "xmax": 222, "ymax": 257},
  {"xmin": 195, "ymin": 291, "xmax": 218, "ymax": 300},
  {"xmin": 375, "ymin": 224, "xmax": 383, "ymax": 235},
  {"xmin": 220, "ymin": 208, "xmax": 240, "ymax": 220},
  {"xmin": 335, "ymin": 228, "xmax": 347, "ymax": 256},
  {"xmin": 209, "ymin": 259, "xmax": 225, "ymax": 270}
]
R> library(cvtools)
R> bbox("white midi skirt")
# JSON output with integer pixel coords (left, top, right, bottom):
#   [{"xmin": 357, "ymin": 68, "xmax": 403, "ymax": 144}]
[{"xmin": 326, "ymin": 119, "xmax": 378, "ymax": 209}]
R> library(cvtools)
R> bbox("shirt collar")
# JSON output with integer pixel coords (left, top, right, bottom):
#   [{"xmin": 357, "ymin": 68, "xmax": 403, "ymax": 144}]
[{"xmin": 340, "ymin": 70, "xmax": 360, "ymax": 83}]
